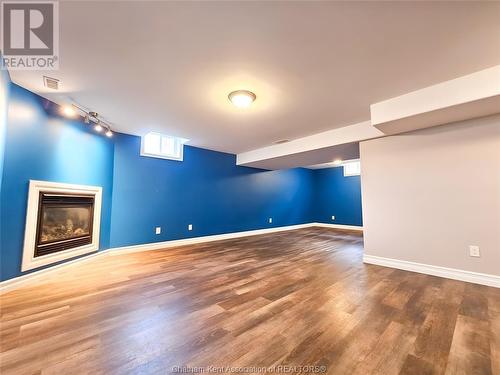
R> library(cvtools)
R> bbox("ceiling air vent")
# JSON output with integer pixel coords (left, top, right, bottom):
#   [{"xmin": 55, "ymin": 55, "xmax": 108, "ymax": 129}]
[{"xmin": 43, "ymin": 76, "xmax": 60, "ymax": 90}]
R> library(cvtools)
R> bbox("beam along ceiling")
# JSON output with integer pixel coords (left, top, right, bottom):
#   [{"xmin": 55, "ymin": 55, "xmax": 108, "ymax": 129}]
[{"xmin": 9, "ymin": 1, "xmax": 500, "ymax": 154}]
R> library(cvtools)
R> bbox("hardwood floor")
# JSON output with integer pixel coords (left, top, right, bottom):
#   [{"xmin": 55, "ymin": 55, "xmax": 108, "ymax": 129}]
[{"xmin": 1, "ymin": 228, "xmax": 499, "ymax": 374}]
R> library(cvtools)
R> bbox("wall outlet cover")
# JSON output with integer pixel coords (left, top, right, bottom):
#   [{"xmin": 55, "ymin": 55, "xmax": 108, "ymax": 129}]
[
  {"xmin": 268, "ymin": 218, "xmax": 273, "ymax": 223},
  {"xmin": 188, "ymin": 224, "xmax": 193, "ymax": 231},
  {"xmin": 331, "ymin": 215, "xmax": 335, "ymax": 220},
  {"xmin": 155, "ymin": 227, "xmax": 161, "ymax": 235},
  {"xmin": 469, "ymin": 245, "xmax": 480, "ymax": 257}
]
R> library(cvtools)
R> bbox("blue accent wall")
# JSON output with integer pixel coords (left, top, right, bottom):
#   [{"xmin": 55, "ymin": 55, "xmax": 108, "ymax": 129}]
[
  {"xmin": 0, "ymin": 82, "xmax": 362, "ymax": 282},
  {"xmin": 0, "ymin": 84, "xmax": 114, "ymax": 281},
  {"xmin": 110, "ymin": 133, "xmax": 314, "ymax": 247},
  {"xmin": 0, "ymin": 68, "xmax": 10, "ymax": 195},
  {"xmin": 313, "ymin": 166, "xmax": 363, "ymax": 226}
]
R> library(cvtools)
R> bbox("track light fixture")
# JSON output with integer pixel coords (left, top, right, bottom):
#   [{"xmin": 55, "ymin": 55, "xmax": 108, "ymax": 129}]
[
  {"xmin": 63, "ymin": 102, "xmax": 115, "ymax": 138},
  {"xmin": 61, "ymin": 105, "xmax": 77, "ymax": 118}
]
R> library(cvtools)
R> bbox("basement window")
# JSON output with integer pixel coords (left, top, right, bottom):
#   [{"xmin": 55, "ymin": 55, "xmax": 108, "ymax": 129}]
[
  {"xmin": 343, "ymin": 160, "xmax": 361, "ymax": 176},
  {"xmin": 141, "ymin": 132, "xmax": 187, "ymax": 161}
]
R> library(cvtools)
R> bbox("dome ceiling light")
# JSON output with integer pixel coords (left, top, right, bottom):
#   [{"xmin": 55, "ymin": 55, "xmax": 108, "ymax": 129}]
[{"xmin": 228, "ymin": 90, "xmax": 256, "ymax": 108}]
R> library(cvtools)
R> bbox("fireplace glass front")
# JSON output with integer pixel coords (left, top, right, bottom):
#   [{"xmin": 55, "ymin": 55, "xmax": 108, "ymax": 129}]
[{"xmin": 35, "ymin": 193, "xmax": 95, "ymax": 257}]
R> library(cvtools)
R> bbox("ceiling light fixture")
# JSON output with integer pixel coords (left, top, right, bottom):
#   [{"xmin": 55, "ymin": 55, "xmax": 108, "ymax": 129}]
[
  {"xmin": 71, "ymin": 103, "xmax": 115, "ymax": 137},
  {"xmin": 333, "ymin": 159, "xmax": 342, "ymax": 166},
  {"xmin": 228, "ymin": 90, "xmax": 256, "ymax": 108},
  {"xmin": 61, "ymin": 105, "xmax": 77, "ymax": 118}
]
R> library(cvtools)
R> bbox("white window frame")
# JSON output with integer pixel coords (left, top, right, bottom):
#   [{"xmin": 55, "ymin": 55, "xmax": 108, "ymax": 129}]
[
  {"xmin": 343, "ymin": 160, "xmax": 361, "ymax": 177},
  {"xmin": 140, "ymin": 132, "xmax": 187, "ymax": 161}
]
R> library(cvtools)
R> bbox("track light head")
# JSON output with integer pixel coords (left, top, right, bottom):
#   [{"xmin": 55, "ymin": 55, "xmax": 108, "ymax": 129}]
[
  {"xmin": 61, "ymin": 105, "xmax": 77, "ymax": 118},
  {"xmin": 73, "ymin": 105, "xmax": 113, "ymax": 136}
]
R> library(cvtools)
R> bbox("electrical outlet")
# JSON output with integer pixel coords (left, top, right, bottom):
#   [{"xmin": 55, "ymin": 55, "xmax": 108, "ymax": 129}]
[
  {"xmin": 155, "ymin": 227, "xmax": 161, "ymax": 235},
  {"xmin": 188, "ymin": 224, "xmax": 193, "ymax": 231},
  {"xmin": 469, "ymin": 245, "xmax": 480, "ymax": 257},
  {"xmin": 331, "ymin": 215, "xmax": 335, "ymax": 221},
  {"xmin": 268, "ymin": 218, "xmax": 273, "ymax": 224}
]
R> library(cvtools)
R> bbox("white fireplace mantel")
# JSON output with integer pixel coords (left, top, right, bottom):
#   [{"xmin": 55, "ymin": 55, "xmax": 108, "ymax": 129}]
[{"xmin": 22, "ymin": 180, "xmax": 102, "ymax": 272}]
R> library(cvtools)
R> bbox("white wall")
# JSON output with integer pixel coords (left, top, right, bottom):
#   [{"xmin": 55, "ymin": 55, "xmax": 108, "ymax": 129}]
[{"xmin": 360, "ymin": 114, "xmax": 500, "ymax": 276}]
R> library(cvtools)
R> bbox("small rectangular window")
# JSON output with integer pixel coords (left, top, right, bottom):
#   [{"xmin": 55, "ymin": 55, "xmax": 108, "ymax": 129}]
[
  {"xmin": 141, "ymin": 132, "xmax": 187, "ymax": 161},
  {"xmin": 343, "ymin": 160, "xmax": 361, "ymax": 176}
]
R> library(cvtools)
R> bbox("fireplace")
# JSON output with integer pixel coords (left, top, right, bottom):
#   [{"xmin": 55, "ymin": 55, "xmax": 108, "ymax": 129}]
[
  {"xmin": 22, "ymin": 181, "xmax": 102, "ymax": 271},
  {"xmin": 35, "ymin": 193, "xmax": 95, "ymax": 257}
]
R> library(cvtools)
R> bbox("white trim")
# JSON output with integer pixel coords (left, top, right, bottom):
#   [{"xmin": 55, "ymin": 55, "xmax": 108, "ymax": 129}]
[
  {"xmin": 363, "ymin": 254, "xmax": 500, "ymax": 288},
  {"xmin": 109, "ymin": 223, "xmax": 316, "ymax": 255},
  {"xmin": 2, "ymin": 223, "xmax": 308, "ymax": 291},
  {"xmin": 0, "ymin": 250, "xmax": 111, "ymax": 292},
  {"xmin": 5, "ymin": 225, "xmax": 498, "ymax": 291},
  {"xmin": 2, "ymin": 223, "xmax": 362, "ymax": 292},
  {"xmin": 21, "ymin": 180, "xmax": 102, "ymax": 272},
  {"xmin": 140, "ymin": 132, "xmax": 188, "ymax": 161},
  {"xmin": 313, "ymin": 223, "xmax": 364, "ymax": 231}
]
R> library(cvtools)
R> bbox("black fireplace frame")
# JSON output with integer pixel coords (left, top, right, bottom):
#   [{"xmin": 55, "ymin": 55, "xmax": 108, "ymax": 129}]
[{"xmin": 34, "ymin": 192, "xmax": 95, "ymax": 258}]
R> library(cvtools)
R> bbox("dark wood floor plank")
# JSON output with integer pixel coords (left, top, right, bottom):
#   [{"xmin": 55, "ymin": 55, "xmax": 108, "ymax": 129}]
[
  {"xmin": 445, "ymin": 314, "xmax": 492, "ymax": 375},
  {"xmin": 351, "ymin": 320, "xmax": 416, "ymax": 375},
  {"xmin": 399, "ymin": 354, "xmax": 436, "ymax": 375}
]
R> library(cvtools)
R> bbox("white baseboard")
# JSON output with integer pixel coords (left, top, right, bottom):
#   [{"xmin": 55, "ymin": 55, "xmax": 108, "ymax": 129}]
[
  {"xmin": 4, "ymin": 227, "xmax": 498, "ymax": 291},
  {"xmin": 109, "ymin": 223, "xmax": 316, "ymax": 255},
  {"xmin": 0, "ymin": 223, "xmax": 362, "ymax": 292},
  {"xmin": 109, "ymin": 223, "xmax": 362, "ymax": 255},
  {"xmin": 313, "ymin": 223, "xmax": 363, "ymax": 231},
  {"xmin": 3, "ymin": 222, "xmax": 343, "ymax": 291},
  {"xmin": 0, "ymin": 249, "xmax": 112, "ymax": 292},
  {"xmin": 363, "ymin": 254, "xmax": 500, "ymax": 288}
]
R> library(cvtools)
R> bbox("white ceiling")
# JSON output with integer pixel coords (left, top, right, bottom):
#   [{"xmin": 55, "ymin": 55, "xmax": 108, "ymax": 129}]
[{"xmin": 9, "ymin": 1, "xmax": 500, "ymax": 154}]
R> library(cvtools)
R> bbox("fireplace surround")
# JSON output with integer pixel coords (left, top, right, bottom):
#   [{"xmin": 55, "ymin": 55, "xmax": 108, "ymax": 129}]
[{"xmin": 22, "ymin": 180, "xmax": 102, "ymax": 271}]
